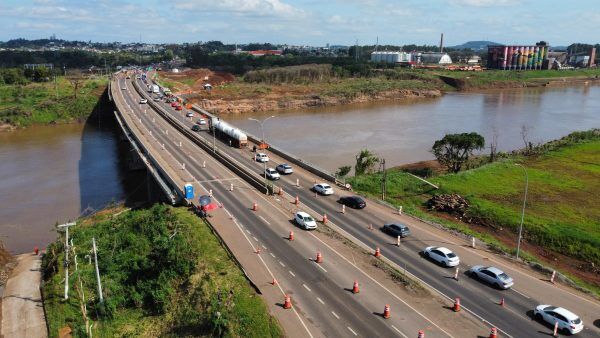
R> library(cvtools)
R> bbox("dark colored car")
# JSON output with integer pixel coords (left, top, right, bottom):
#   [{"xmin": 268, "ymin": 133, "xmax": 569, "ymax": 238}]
[
  {"xmin": 191, "ymin": 125, "xmax": 201, "ymax": 132},
  {"xmin": 381, "ymin": 223, "xmax": 411, "ymax": 238},
  {"xmin": 339, "ymin": 196, "xmax": 366, "ymax": 209}
]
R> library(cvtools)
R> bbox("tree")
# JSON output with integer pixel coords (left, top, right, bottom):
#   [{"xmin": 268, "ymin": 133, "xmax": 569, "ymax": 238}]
[
  {"xmin": 432, "ymin": 133, "xmax": 485, "ymax": 173},
  {"xmin": 66, "ymin": 71, "xmax": 85, "ymax": 98},
  {"xmin": 354, "ymin": 149, "xmax": 379, "ymax": 176},
  {"xmin": 335, "ymin": 165, "xmax": 351, "ymax": 178}
]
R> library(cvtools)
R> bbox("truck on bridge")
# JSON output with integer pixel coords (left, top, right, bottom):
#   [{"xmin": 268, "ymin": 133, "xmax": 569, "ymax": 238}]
[{"xmin": 211, "ymin": 118, "xmax": 248, "ymax": 148}]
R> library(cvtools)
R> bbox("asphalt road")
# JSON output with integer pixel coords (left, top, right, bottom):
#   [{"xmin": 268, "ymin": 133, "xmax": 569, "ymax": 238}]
[
  {"xmin": 134, "ymin": 76, "xmax": 600, "ymax": 338},
  {"xmin": 117, "ymin": 77, "xmax": 471, "ymax": 337}
]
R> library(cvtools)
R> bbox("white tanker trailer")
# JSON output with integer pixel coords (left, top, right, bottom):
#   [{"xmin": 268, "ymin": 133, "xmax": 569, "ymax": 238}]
[{"xmin": 211, "ymin": 118, "xmax": 248, "ymax": 148}]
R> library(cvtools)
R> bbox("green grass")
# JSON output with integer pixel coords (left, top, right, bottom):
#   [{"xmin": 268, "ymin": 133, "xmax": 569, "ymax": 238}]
[
  {"xmin": 435, "ymin": 68, "xmax": 600, "ymax": 88},
  {"xmin": 0, "ymin": 77, "xmax": 107, "ymax": 127},
  {"xmin": 349, "ymin": 132, "xmax": 600, "ymax": 288},
  {"xmin": 42, "ymin": 205, "xmax": 282, "ymax": 337}
]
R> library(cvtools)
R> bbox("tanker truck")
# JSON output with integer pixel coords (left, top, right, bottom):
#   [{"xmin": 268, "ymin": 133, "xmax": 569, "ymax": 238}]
[{"xmin": 211, "ymin": 118, "xmax": 248, "ymax": 148}]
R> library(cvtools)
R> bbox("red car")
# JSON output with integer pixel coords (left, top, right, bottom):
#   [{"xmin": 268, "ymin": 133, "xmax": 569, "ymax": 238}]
[
  {"xmin": 171, "ymin": 101, "xmax": 178, "ymax": 107},
  {"xmin": 175, "ymin": 105, "xmax": 183, "ymax": 111}
]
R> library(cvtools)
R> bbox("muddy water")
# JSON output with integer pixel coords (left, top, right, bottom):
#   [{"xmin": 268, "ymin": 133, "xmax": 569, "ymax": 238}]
[
  {"xmin": 0, "ymin": 120, "xmax": 145, "ymax": 254},
  {"xmin": 226, "ymin": 85, "xmax": 600, "ymax": 172}
]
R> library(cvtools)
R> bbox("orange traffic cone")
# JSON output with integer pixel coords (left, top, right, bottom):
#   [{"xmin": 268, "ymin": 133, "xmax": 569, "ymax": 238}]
[
  {"xmin": 278, "ymin": 187, "xmax": 283, "ymax": 196},
  {"xmin": 499, "ymin": 298, "xmax": 505, "ymax": 307},
  {"xmin": 489, "ymin": 327, "xmax": 497, "ymax": 338},
  {"xmin": 271, "ymin": 278, "xmax": 278, "ymax": 285},
  {"xmin": 374, "ymin": 247, "xmax": 381, "ymax": 258},
  {"xmin": 418, "ymin": 330, "xmax": 425, "ymax": 338},
  {"xmin": 352, "ymin": 280, "xmax": 359, "ymax": 294},
  {"xmin": 252, "ymin": 202, "xmax": 258, "ymax": 211},
  {"xmin": 316, "ymin": 251, "xmax": 323, "ymax": 263},
  {"xmin": 322, "ymin": 214, "xmax": 328, "ymax": 224},
  {"xmin": 453, "ymin": 297, "xmax": 461, "ymax": 312},
  {"xmin": 295, "ymin": 196, "xmax": 299, "ymax": 205},
  {"xmin": 34, "ymin": 247, "xmax": 39, "ymax": 256},
  {"xmin": 283, "ymin": 295, "xmax": 292, "ymax": 309},
  {"xmin": 383, "ymin": 304, "xmax": 391, "ymax": 319},
  {"xmin": 255, "ymin": 247, "xmax": 261, "ymax": 254},
  {"xmin": 289, "ymin": 231, "xmax": 294, "ymax": 241}
]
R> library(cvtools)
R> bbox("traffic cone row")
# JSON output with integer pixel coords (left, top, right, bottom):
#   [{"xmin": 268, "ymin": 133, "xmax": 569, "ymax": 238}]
[
  {"xmin": 374, "ymin": 247, "xmax": 381, "ymax": 258},
  {"xmin": 383, "ymin": 304, "xmax": 391, "ymax": 319},
  {"xmin": 316, "ymin": 251, "xmax": 323, "ymax": 263},
  {"xmin": 322, "ymin": 213, "xmax": 328, "ymax": 224},
  {"xmin": 252, "ymin": 202, "xmax": 258, "ymax": 211},
  {"xmin": 289, "ymin": 231, "xmax": 294, "ymax": 241},
  {"xmin": 283, "ymin": 295, "xmax": 292, "ymax": 309},
  {"xmin": 352, "ymin": 280, "xmax": 359, "ymax": 294},
  {"xmin": 453, "ymin": 297, "xmax": 461, "ymax": 312}
]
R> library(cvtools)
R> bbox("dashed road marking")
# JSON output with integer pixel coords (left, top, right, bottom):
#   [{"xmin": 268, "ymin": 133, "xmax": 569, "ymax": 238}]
[
  {"xmin": 279, "ymin": 261, "xmax": 286, "ymax": 267},
  {"xmin": 511, "ymin": 288, "xmax": 531, "ymax": 299},
  {"xmin": 391, "ymin": 325, "xmax": 408, "ymax": 338},
  {"xmin": 303, "ymin": 284, "xmax": 311, "ymax": 292},
  {"xmin": 259, "ymin": 215, "xmax": 271, "ymax": 225},
  {"xmin": 252, "ymin": 236, "xmax": 258, "ymax": 241},
  {"xmin": 317, "ymin": 297, "xmax": 324, "ymax": 305},
  {"xmin": 289, "ymin": 270, "xmax": 295, "ymax": 277},
  {"xmin": 316, "ymin": 264, "xmax": 327, "ymax": 273},
  {"xmin": 347, "ymin": 327, "xmax": 357, "ymax": 336},
  {"xmin": 270, "ymin": 253, "xmax": 276, "ymax": 258},
  {"xmin": 261, "ymin": 244, "xmax": 267, "ymax": 250},
  {"xmin": 331, "ymin": 311, "xmax": 340, "ymax": 319}
]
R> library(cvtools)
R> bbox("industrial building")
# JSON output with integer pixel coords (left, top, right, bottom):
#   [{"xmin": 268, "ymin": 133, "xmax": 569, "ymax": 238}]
[
  {"xmin": 370, "ymin": 51, "xmax": 414, "ymax": 65},
  {"xmin": 370, "ymin": 51, "xmax": 453, "ymax": 65},
  {"xmin": 487, "ymin": 44, "xmax": 549, "ymax": 70},
  {"xmin": 418, "ymin": 52, "xmax": 453, "ymax": 64}
]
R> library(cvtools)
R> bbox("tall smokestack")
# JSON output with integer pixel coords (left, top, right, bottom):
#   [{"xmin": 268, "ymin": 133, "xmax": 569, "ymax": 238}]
[
  {"xmin": 440, "ymin": 33, "xmax": 444, "ymax": 53},
  {"xmin": 590, "ymin": 48, "xmax": 596, "ymax": 67}
]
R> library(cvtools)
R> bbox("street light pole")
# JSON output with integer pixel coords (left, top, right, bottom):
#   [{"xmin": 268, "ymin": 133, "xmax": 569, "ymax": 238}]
[
  {"xmin": 248, "ymin": 116, "xmax": 276, "ymax": 193},
  {"xmin": 515, "ymin": 163, "xmax": 528, "ymax": 260},
  {"xmin": 57, "ymin": 221, "xmax": 76, "ymax": 300}
]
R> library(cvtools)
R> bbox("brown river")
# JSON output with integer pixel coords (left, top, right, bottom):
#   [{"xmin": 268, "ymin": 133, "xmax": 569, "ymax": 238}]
[{"xmin": 1, "ymin": 85, "xmax": 599, "ymax": 253}]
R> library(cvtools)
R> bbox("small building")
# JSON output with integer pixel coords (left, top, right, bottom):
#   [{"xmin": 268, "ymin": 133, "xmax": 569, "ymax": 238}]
[
  {"xmin": 247, "ymin": 50, "xmax": 283, "ymax": 57},
  {"xmin": 370, "ymin": 51, "xmax": 414, "ymax": 64},
  {"xmin": 467, "ymin": 55, "xmax": 481, "ymax": 65},
  {"xmin": 419, "ymin": 52, "xmax": 453, "ymax": 64}
]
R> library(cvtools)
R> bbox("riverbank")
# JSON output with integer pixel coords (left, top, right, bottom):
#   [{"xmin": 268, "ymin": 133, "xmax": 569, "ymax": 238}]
[
  {"xmin": 41, "ymin": 204, "xmax": 281, "ymax": 337},
  {"xmin": 0, "ymin": 76, "xmax": 108, "ymax": 130},
  {"xmin": 159, "ymin": 66, "xmax": 600, "ymax": 115},
  {"xmin": 348, "ymin": 129, "xmax": 600, "ymax": 295}
]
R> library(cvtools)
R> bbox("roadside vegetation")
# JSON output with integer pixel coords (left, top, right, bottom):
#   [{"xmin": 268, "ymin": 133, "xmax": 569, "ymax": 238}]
[
  {"xmin": 347, "ymin": 130, "xmax": 600, "ymax": 294},
  {"xmin": 0, "ymin": 68, "xmax": 107, "ymax": 128},
  {"xmin": 41, "ymin": 205, "xmax": 282, "ymax": 337}
]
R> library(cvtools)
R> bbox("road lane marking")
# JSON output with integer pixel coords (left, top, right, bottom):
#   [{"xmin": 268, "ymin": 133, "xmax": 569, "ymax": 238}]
[
  {"xmin": 391, "ymin": 325, "xmax": 408, "ymax": 338},
  {"xmin": 317, "ymin": 297, "xmax": 324, "ymax": 305},
  {"xmin": 315, "ymin": 264, "xmax": 327, "ymax": 273},
  {"xmin": 259, "ymin": 215, "xmax": 271, "ymax": 225},
  {"xmin": 261, "ymin": 245, "xmax": 267, "ymax": 250},
  {"xmin": 246, "ymin": 230, "xmax": 251, "ymax": 234},
  {"xmin": 252, "ymin": 236, "xmax": 258, "ymax": 241},
  {"xmin": 511, "ymin": 288, "xmax": 531, "ymax": 299},
  {"xmin": 289, "ymin": 270, "xmax": 295, "ymax": 277},
  {"xmin": 303, "ymin": 284, "xmax": 312, "ymax": 292},
  {"xmin": 347, "ymin": 327, "xmax": 357, "ymax": 336},
  {"xmin": 270, "ymin": 253, "xmax": 276, "ymax": 258},
  {"xmin": 331, "ymin": 311, "xmax": 340, "ymax": 319},
  {"xmin": 279, "ymin": 261, "xmax": 286, "ymax": 267}
]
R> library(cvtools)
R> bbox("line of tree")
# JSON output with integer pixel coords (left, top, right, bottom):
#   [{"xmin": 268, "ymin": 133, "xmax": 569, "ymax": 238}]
[{"xmin": 0, "ymin": 50, "xmax": 172, "ymax": 69}]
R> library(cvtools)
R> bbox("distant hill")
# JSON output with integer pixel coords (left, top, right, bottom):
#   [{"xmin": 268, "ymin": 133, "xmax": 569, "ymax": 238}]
[{"xmin": 450, "ymin": 41, "xmax": 502, "ymax": 51}]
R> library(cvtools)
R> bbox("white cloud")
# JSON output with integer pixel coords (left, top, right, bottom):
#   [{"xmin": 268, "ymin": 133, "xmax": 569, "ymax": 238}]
[
  {"xmin": 173, "ymin": 0, "xmax": 305, "ymax": 18},
  {"xmin": 450, "ymin": 0, "xmax": 520, "ymax": 6}
]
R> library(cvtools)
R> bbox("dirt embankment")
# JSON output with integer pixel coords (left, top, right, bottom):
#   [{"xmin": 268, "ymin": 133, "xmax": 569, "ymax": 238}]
[
  {"xmin": 194, "ymin": 89, "xmax": 441, "ymax": 114},
  {"xmin": 440, "ymin": 75, "xmax": 600, "ymax": 91}
]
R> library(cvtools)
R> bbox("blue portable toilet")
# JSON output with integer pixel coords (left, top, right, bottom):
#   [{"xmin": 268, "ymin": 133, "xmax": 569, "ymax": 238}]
[{"xmin": 184, "ymin": 184, "xmax": 194, "ymax": 199}]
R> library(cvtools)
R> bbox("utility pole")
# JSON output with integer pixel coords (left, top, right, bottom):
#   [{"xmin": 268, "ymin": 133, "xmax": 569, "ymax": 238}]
[
  {"xmin": 515, "ymin": 164, "xmax": 528, "ymax": 260},
  {"xmin": 57, "ymin": 221, "xmax": 76, "ymax": 300},
  {"xmin": 249, "ymin": 116, "xmax": 276, "ymax": 194},
  {"xmin": 92, "ymin": 237, "xmax": 104, "ymax": 303},
  {"xmin": 380, "ymin": 159, "xmax": 387, "ymax": 200}
]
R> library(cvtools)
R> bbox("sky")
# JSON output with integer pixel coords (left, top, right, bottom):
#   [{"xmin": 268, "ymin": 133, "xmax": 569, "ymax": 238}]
[{"xmin": 0, "ymin": 0, "xmax": 598, "ymax": 46}]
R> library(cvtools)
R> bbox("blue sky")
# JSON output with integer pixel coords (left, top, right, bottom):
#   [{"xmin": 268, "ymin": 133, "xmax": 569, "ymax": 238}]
[{"xmin": 0, "ymin": 0, "xmax": 598, "ymax": 46}]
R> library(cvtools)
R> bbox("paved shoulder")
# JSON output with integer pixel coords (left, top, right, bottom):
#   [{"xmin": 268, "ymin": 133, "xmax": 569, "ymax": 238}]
[{"xmin": 1, "ymin": 253, "xmax": 47, "ymax": 338}]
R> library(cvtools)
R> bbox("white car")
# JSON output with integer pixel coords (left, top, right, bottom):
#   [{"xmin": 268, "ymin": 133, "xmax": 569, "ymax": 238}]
[
  {"xmin": 139, "ymin": 99, "xmax": 148, "ymax": 104},
  {"xmin": 424, "ymin": 246, "xmax": 460, "ymax": 267},
  {"xmin": 313, "ymin": 183, "xmax": 334, "ymax": 195},
  {"xmin": 534, "ymin": 305, "xmax": 583, "ymax": 335},
  {"xmin": 469, "ymin": 266, "xmax": 514, "ymax": 289},
  {"xmin": 197, "ymin": 118, "xmax": 207, "ymax": 125},
  {"xmin": 255, "ymin": 153, "xmax": 269, "ymax": 162},
  {"xmin": 265, "ymin": 168, "xmax": 280, "ymax": 180},
  {"xmin": 121, "ymin": 86, "xmax": 126, "ymax": 90},
  {"xmin": 294, "ymin": 211, "xmax": 317, "ymax": 230},
  {"xmin": 276, "ymin": 163, "xmax": 293, "ymax": 174},
  {"xmin": 153, "ymin": 97, "xmax": 160, "ymax": 101},
  {"xmin": 186, "ymin": 112, "xmax": 194, "ymax": 117}
]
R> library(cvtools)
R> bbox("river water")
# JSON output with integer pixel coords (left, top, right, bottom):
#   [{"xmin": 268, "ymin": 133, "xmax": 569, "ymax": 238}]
[
  {"xmin": 0, "ymin": 117, "xmax": 147, "ymax": 254},
  {"xmin": 226, "ymin": 84, "xmax": 600, "ymax": 172},
  {"xmin": 1, "ymin": 85, "xmax": 599, "ymax": 253}
]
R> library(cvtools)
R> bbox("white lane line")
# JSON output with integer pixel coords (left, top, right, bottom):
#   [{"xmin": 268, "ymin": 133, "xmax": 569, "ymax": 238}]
[
  {"xmin": 279, "ymin": 261, "xmax": 286, "ymax": 267},
  {"xmin": 347, "ymin": 327, "xmax": 357, "ymax": 336},
  {"xmin": 511, "ymin": 288, "xmax": 531, "ymax": 299},
  {"xmin": 331, "ymin": 311, "xmax": 340, "ymax": 319},
  {"xmin": 391, "ymin": 325, "xmax": 408, "ymax": 338},
  {"xmin": 289, "ymin": 270, "xmax": 296, "ymax": 277},
  {"xmin": 270, "ymin": 253, "xmax": 276, "ymax": 258},
  {"xmin": 317, "ymin": 297, "xmax": 324, "ymax": 305},
  {"xmin": 252, "ymin": 236, "xmax": 258, "ymax": 241},
  {"xmin": 246, "ymin": 229, "xmax": 251, "ymax": 234},
  {"xmin": 258, "ymin": 215, "xmax": 271, "ymax": 225},
  {"xmin": 302, "ymin": 284, "xmax": 312, "ymax": 292},
  {"xmin": 315, "ymin": 264, "xmax": 327, "ymax": 273},
  {"xmin": 261, "ymin": 245, "xmax": 267, "ymax": 250}
]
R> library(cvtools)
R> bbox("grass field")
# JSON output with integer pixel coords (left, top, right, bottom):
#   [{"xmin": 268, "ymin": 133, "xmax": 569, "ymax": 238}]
[
  {"xmin": 348, "ymin": 132, "xmax": 600, "ymax": 291},
  {"xmin": 0, "ymin": 76, "xmax": 107, "ymax": 127},
  {"xmin": 42, "ymin": 205, "xmax": 282, "ymax": 337}
]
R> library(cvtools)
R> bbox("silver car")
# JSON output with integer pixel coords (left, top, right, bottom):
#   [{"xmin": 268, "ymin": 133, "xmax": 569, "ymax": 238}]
[{"xmin": 468, "ymin": 266, "xmax": 514, "ymax": 289}]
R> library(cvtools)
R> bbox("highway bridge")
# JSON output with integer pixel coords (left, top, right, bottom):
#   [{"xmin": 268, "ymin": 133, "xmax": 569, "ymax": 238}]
[{"xmin": 109, "ymin": 73, "xmax": 600, "ymax": 338}]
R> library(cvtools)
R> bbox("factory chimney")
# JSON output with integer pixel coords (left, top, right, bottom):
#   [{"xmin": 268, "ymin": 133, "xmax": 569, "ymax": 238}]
[
  {"xmin": 439, "ymin": 33, "xmax": 444, "ymax": 53},
  {"xmin": 590, "ymin": 48, "xmax": 596, "ymax": 67}
]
